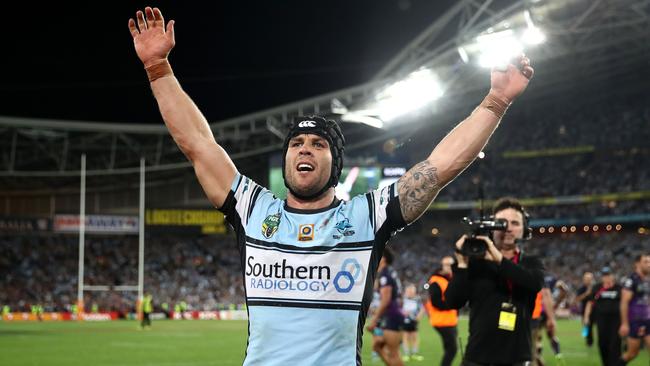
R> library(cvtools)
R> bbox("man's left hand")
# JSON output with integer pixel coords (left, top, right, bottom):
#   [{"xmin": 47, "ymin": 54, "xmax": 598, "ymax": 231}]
[
  {"xmin": 489, "ymin": 54, "xmax": 534, "ymax": 104},
  {"xmin": 476, "ymin": 235, "xmax": 503, "ymax": 264}
]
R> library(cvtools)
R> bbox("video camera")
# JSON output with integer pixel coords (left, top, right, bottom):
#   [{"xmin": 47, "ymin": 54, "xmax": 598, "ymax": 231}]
[{"xmin": 457, "ymin": 216, "xmax": 508, "ymax": 258}]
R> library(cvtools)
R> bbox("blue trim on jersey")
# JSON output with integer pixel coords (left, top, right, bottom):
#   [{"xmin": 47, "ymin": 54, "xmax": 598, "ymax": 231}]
[
  {"xmin": 247, "ymin": 236, "xmax": 375, "ymax": 253},
  {"xmin": 248, "ymin": 297, "xmax": 362, "ymax": 311}
]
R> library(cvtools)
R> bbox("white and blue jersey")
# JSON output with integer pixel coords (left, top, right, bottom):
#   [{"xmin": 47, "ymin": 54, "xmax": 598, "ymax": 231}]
[
  {"xmin": 402, "ymin": 296, "xmax": 423, "ymax": 322},
  {"xmin": 220, "ymin": 173, "xmax": 407, "ymax": 366}
]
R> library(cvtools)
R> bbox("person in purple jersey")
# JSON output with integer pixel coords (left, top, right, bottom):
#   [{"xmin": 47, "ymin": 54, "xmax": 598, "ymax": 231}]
[
  {"xmin": 367, "ymin": 248, "xmax": 404, "ymax": 366},
  {"xmin": 618, "ymin": 253, "xmax": 650, "ymax": 365}
]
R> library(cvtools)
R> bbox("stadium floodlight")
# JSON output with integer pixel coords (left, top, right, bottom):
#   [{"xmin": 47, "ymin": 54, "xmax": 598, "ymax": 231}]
[
  {"xmin": 458, "ymin": 46, "xmax": 470, "ymax": 64},
  {"xmin": 522, "ymin": 26, "xmax": 545, "ymax": 45},
  {"xmin": 372, "ymin": 68, "xmax": 444, "ymax": 121},
  {"xmin": 522, "ymin": 10, "xmax": 546, "ymax": 45},
  {"xmin": 460, "ymin": 9, "xmax": 546, "ymax": 69},
  {"xmin": 475, "ymin": 29, "xmax": 524, "ymax": 69},
  {"xmin": 341, "ymin": 112, "xmax": 384, "ymax": 129}
]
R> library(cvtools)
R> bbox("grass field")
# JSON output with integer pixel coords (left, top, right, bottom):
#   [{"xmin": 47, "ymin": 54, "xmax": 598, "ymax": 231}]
[{"xmin": 1, "ymin": 318, "xmax": 647, "ymax": 365}]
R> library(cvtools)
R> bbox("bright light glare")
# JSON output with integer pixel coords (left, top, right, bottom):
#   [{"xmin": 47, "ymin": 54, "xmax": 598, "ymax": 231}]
[
  {"xmin": 374, "ymin": 68, "xmax": 443, "ymax": 121},
  {"xmin": 341, "ymin": 112, "xmax": 384, "ymax": 129},
  {"xmin": 522, "ymin": 26, "xmax": 545, "ymax": 45},
  {"xmin": 335, "ymin": 166, "xmax": 359, "ymax": 201},
  {"xmin": 458, "ymin": 46, "xmax": 469, "ymax": 64},
  {"xmin": 522, "ymin": 10, "xmax": 545, "ymax": 45},
  {"xmin": 476, "ymin": 29, "xmax": 523, "ymax": 69}
]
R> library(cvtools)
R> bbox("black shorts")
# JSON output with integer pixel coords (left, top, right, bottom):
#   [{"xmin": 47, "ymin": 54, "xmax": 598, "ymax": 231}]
[
  {"xmin": 402, "ymin": 317, "xmax": 419, "ymax": 332},
  {"xmin": 380, "ymin": 313, "xmax": 404, "ymax": 331},
  {"xmin": 629, "ymin": 319, "xmax": 650, "ymax": 339}
]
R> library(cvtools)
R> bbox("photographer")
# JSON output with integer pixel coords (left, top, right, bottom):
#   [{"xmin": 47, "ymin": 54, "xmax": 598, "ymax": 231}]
[{"xmin": 445, "ymin": 198, "xmax": 544, "ymax": 366}]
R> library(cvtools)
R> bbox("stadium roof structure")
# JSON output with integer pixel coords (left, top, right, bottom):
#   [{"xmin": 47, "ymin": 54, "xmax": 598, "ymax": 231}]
[{"xmin": 1, "ymin": 0, "xmax": 648, "ymax": 193}]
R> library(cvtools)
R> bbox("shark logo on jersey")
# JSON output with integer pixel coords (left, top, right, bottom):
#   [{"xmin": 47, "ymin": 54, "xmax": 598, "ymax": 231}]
[
  {"xmin": 262, "ymin": 213, "xmax": 281, "ymax": 239},
  {"xmin": 333, "ymin": 217, "xmax": 355, "ymax": 239}
]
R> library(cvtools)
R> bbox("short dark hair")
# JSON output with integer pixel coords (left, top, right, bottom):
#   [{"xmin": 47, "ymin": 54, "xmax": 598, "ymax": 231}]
[
  {"xmin": 636, "ymin": 254, "xmax": 650, "ymax": 263},
  {"xmin": 383, "ymin": 247, "xmax": 394, "ymax": 265},
  {"xmin": 493, "ymin": 197, "xmax": 526, "ymax": 217}
]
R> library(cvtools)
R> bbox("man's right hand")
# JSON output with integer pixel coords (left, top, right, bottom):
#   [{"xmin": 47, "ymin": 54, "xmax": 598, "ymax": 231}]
[
  {"xmin": 619, "ymin": 323, "xmax": 630, "ymax": 337},
  {"xmin": 128, "ymin": 7, "xmax": 176, "ymax": 67},
  {"xmin": 454, "ymin": 235, "xmax": 468, "ymax": 268}
]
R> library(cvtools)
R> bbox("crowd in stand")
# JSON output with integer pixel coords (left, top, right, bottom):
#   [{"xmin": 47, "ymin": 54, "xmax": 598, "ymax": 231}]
[
  {"xmin": 0, "ymin": 234, "xmax": 244, "ymax": 315},
  {"xmin": 397, "ymin": 91, "xmax": 650, "ymax": 202},
  {"xmin": 2, "ymin": 90, "xmax": 648, "ymax": 316},
  {"xmin": 2, "ymin": 229, "xmax": 648, "ymax": 315},
  {"xmin": 390, "ymin": 230, "xmax": 650, "ymax": 302}
]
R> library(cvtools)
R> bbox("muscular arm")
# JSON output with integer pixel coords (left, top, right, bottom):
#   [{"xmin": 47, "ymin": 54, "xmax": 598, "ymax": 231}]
[
  {"xmin": 397, "ymin": 58, "xmax": 533, "ymax": 223},
  {"xmin": 541, "ymin": 288, "xmax": 556, "ymax": 327},
  {"xmin": 151, "ymin": 77, "xmax": 237, "ymax": 208},
  {"xmin": 397, "ymin": 108, "xmax": 499, "ymax": 223},
  {"xmin": 541, "ymin": 288, "xmax": 555, "ymax": 316},
  {"xmin": 583, "ymin": 301, "xmax": 593, "ymax": 325},
  {"xmin": 372, "ymin": 286, "xmax": 393, "ymax": 322},
  {"xmin": 620, "ymin": 288, "xmax": 633, "ymax": 327},
  {"xmin": 129, "ymin": 7, "xmax": 236, "ymax": 209}
]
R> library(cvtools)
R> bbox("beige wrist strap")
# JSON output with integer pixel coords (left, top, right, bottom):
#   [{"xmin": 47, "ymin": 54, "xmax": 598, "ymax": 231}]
[
  {"xmin": 145, "ymin": 60, "xmax": 173, "ymax": 82},
  {"xmin": 480, "ymin": 93, "xmax": 511, "ymax": 119}
]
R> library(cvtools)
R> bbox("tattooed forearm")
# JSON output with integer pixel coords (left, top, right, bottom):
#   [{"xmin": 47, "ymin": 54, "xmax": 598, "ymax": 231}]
[{"xmin": 397, "ymin": 160, "xmax": 440, "ymax": 223}]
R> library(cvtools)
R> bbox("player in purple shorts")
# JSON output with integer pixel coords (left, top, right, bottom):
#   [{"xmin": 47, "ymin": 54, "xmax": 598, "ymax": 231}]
[
  {"xmin": 618, "ymin": 253, "xmax": 650, "ymax": 365},
  {"xmin": 367, "ymin": 248, "xmax": 404, "ymax": 366}
]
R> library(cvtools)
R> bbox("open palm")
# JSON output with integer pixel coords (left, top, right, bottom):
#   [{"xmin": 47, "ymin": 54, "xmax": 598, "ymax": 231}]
[{"xmin": 128, "ymin": 7, "xmax": 175, "ymax": 67}]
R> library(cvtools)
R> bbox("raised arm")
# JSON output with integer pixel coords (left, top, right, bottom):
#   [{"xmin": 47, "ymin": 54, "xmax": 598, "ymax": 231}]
[
  {"xmin": 128, "ymin": 7, "xmax": 237, "ymax": 208},
  {"xmin": 397, "ymin": 57, "xmax": 534, "ymax": 223}
]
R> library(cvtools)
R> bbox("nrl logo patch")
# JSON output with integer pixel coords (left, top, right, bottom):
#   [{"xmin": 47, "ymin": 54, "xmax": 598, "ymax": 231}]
[{"xmin": 262, "ymin": 213, "xmax": 281, "ymax": 239}]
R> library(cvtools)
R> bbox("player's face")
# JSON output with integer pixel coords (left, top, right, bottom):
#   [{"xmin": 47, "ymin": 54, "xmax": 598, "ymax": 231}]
[
  {"xmin": 284, "ymin": 134, "xmax": 332, "ymax": 198},
  {"xmin": 493, "ymin": 208, "xmax": 524, "ymax": 250},
  {"xmin": 602, "ymin": 274, "xmax": 614, "ymax": 287},
  {"xmin": 641, "ymin": 255, "xmax": 650, "ymax": 275},
  {"xmin": 405, "ymin": 286, "xmax": 416, "ymax": 297},
  {"xmin": 583, "ymin": 272, "xmax": 593, "ymax": 285},
  {"xmin": 441, "ymin": 257, "xmax": 454, "ymax": 275}
]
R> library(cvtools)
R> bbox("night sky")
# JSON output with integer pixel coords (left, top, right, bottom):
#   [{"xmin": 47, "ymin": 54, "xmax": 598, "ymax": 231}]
[{"xmin": 1, "ymin": 1, "xmax": 456, "ymax": 124}]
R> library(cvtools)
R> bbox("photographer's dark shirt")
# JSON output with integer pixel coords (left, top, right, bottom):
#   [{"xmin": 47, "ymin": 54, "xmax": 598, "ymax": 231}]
[{"xmin": 445, "ymin": 252, "xmax": 544, "ymax": 364}]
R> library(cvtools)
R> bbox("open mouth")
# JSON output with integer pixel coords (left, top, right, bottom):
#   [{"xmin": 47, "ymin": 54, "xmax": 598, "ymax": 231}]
[{"xmin": 296, "ymin": 163, "xmax": 315, "ymax": 172}]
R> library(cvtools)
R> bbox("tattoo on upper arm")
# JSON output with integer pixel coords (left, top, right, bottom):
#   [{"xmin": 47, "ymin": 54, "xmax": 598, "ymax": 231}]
[{"xmin": 397, "ymin": 160, "xmax": 440, "ymax": 223}]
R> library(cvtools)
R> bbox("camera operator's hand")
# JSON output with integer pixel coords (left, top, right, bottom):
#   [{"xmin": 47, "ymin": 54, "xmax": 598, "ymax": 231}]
[
  {"xmin": 476, "ymin": 235, "xmax": 503, "ymax": 264},
  {"xmin": 454, "ymin": 235, "xmax": 469, "ymax": 268}
]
